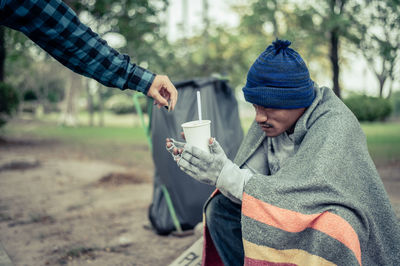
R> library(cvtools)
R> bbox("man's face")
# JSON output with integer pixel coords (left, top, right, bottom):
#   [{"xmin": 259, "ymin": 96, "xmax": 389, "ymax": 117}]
[{"xmin": 253, "ymin": 104, "xmax": 306, "ymax": 137}]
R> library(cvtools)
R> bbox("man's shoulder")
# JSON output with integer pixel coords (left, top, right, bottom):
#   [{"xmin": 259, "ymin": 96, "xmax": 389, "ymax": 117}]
[
  {"xmin": 300, "ymin": 86, "xmax": 361, "ymax": 137},
  {"xmin": 313, "ymin": 86, "xmax": 356, "ymax": 120}
]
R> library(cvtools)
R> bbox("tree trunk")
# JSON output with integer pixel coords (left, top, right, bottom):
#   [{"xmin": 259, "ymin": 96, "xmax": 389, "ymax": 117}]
[
  {"xmin": 83, "ymin": 78, "xmax": 94, "ymax": 126},
  {"xmin": 60, "ymin": 72, "xmax": 79, "ymax": 126},
  {"xmin": 330, "ymin": 29, "xmax": 341, "ymax": 98},
  {"xmin": 386, "ymin": 80, "xmax": 393, "ymax": 99},
  {"xmin": 272, "ymin": 0, "xmax": 279, "ymax": 38},
  {"xmin": 0, "ymin": 26, "xmax": 5, "ymax": 82},
  {"xmin": 378, "ymin": 75, "xmax": 386, "ymax": 98},
  {"xmin": 181, "ymin": 0, "xmax": 188, "ymax": 41},
  {"xmin": 98, "ymin": 85, "xmax": 105, "ymax": 127},
  {"xmin": 201, "ymin": 0, "xmax": 209, "ymax": 73}
]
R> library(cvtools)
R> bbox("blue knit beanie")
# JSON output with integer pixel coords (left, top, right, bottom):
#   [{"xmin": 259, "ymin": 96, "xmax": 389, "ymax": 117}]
[{"xmin": 242, "ymin": 39, "xmax": 315, "ymax": 109}]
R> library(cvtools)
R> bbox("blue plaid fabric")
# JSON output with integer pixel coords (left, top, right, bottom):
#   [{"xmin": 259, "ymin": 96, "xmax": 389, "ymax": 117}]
[{"xmin": 0, "ymin": 0, "xmax": 155, "ymax": 94}]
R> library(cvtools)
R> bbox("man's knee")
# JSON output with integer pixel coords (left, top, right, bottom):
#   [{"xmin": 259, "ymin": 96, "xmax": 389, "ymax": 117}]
[
  {"xmin": 205, "ymin": 193, "xmax": 240, "ymax": 228},
  {"xmin": 205, "ymin": 194, "xmax": 220, "ymax": 228}
]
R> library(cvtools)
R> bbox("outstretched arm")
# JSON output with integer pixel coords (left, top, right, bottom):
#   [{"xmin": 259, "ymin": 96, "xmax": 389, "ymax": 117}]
[{"xmin": 0, "ymin": 0, "xmax": 177, "ymax": 110}]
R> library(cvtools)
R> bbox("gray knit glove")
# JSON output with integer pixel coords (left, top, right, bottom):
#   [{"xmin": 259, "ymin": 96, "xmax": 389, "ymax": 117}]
[
  {"xmin": 166, "ymin": 138, "xmax": 186, "ymax": 161},
  {"xmin": 166, "ymin": 138, "xmax": 253, "ymax": 202},
  {"xmin": 177, "ymin": 139, "xmax": 229, "ymax": 186}
]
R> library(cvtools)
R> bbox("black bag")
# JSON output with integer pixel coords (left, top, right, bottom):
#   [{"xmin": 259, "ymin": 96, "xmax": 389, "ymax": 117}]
[{"xmin": 148, "ymin": 77, "xmax": 244, "ymax": 235}]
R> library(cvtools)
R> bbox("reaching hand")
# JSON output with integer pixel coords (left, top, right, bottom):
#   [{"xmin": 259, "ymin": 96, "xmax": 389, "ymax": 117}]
[
  {"xmin": 147, "ymin": 75, "xmax": 178, "ymax": 111},
  {"xmin": 176, "ymin": 139, "xmax": 229, "ymax": 186}
]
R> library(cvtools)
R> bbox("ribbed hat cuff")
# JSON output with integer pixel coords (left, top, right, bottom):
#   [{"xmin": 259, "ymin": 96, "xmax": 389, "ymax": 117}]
[{"xmin": 242, "ymin": 83, "xmax": 315, "ymax": 109}]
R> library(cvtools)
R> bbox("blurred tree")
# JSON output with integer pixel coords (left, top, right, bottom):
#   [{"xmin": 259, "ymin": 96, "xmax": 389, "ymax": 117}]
[
  {"xmin": 2, "ymin": 27, "xmax": 36, "ymax": 87},
  {"xmin": 201, "ymin": 0, "xmax": 210, "ymax": 73},
  {"xmin": 293, "ymin": 0, "xmax": 363, "ymax": 98},
  {"xmin": 233, "ymin": 0, "xmax": 281, "ymax": 62},
  {"xmin": 83, "ymin": 78, "xmax": 95, "ymax": 126},
  {"xmin": 0, "ymin": 82, "xmax": 19, "ymax": 127},
  {"xmin": 59, "ymin": 72, "xmax": 80, "ymax": 126},
  {"xmin": 390, "ymin": 90, "xmax": 400, "ymax": 117},
  {"xmin": 344, "ymin": 94, "xmax": 392, "ymax": 121},
  {"xmin": 3, "ymin": 0, "xmax": 169, "ymax": 125},
  {"xmin": 0, "ymin": 26, "xmax": 4, "ymax": 82},
  {"xmin": 62, "ymin": 0, "xmax": 168, "ymax": 125},
  {"xmin": 105, "ymin": 0, "xmax": 169, "ymax": 72},
  {"xmin": 353, "ymin": 0, "xmax": 400, "ymax": 98}
]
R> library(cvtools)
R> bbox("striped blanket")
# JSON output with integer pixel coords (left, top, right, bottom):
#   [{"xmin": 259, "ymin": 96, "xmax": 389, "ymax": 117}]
[{"xmin": 202, "ymin": 86, "xmax": 400, "ymax": 265}]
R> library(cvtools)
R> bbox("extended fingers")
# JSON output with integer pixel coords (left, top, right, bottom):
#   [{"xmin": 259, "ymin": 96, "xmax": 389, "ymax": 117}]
[
  {"xmin": 148, "ymin": 75, "xmax": 176, "ymax": 108},
  {"xmin": 166, "ymin": 139, "xmax": 183, "ymax": 157},
  {"xmin": 165, "ymin": 78, "xmax": 178, "ymax": 111},
  {"xmin": 181, "ymin": 151, "xmax": 204, "ymax": 168},
  {"xmin": 209, "ymin": 138, "xmax": 224, "ymax": 154},
  {"xmin": 171, "ymin": 138, "xmax": 185, "ymax": 149},
  {"xmin": 151, "ymin": 90, "xmax": 168, "ymax": 107},
  {"xmin": 177, "ymin": 155, "xmax": 202, "ymax": 175},
  {"xmin": 177, "ymin": 161, "xmax": 198, "ymax": 178},
  {"xmin": 183, "ymin": 145, "xmax": 213, "ymax": 163}
]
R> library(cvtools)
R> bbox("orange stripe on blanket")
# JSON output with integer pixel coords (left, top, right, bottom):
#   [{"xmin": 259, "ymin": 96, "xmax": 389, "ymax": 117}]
[
  {"xmin": 242, "ymin": 193, "xmax": 361, "ymax": 265},
  {"xmin": 243, "ymin": 239, "xmax": 335, "ymax": 266}
]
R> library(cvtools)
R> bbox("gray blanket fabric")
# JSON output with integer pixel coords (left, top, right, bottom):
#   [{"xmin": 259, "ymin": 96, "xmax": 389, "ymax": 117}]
[{"xmin": 203, "ymin": 86, "xmax": 400, "ymax": 265}]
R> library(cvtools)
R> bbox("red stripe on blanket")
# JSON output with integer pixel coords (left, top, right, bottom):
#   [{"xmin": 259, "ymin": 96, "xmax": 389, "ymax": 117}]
[
  {"xmin": 245, "ymin": 257, "xmax": 297, "ymax": 266},
  {"xmin": 242, "ymin": 193, "xmax": 361, "ymax": 265},
  {"xmin": 202, "ymin": 190, "xmax": 224, "ymax": 266}
]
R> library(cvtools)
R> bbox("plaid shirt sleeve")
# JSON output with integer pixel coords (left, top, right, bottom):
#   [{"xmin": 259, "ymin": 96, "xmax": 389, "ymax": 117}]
[{"xmin": 0, "ymin": 0, "xmax": 155, "ymax": 94}]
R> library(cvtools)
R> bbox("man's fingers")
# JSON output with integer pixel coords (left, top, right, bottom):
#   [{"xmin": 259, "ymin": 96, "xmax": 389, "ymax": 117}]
[
  {"xmin": 178, "ymin": 157, "xmax": 199, "ymax": 175},
  {"xmin": 184, "ymin": 145, "xmax": 213, "ymax": 164},
  {"xmin": 171, "ymin": 138, "xmax": 185, "ymax": 149},
  {"xmin": 166, "ymin": 138, "xmax": 175, "ymax": 148},
  {"xmin": 179, "ymin": 164, "xmax": 197, "ymax": 178},
  {"xmin": 147, "ymin": 75, "xmax": 177, "ymax": 109},
  {"xmin": 209, "ymin": 139, "xmax": 224, "ymax": 154},
  {"xmin": 165, "ymin": 78, "xmax": 178, "ymax": 111},
  {"xmin": 181, "ymin": 151, "xmax": 203, "ymax": 167},
  {"xmin": 180, "ymin": 132, "xmax": 186, "ymax": 140},
  {"xmin": 152, "ymin": 91, "xmax": 168, "ymax": 107}
]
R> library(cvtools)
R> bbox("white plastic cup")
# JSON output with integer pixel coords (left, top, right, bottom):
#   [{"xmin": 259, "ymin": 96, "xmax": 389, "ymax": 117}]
[{"xmin": 181, "ymin": 120, "xmax": 211, "ymax": 153}]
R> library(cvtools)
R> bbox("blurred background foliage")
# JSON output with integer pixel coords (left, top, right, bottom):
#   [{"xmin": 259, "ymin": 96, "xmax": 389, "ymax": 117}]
[{"xmin": 0, "ymin": 0, "xmax": 399, "ymax": 127}]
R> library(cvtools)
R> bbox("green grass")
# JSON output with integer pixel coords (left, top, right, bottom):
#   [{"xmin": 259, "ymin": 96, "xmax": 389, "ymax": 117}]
[
  {"xmin": 2, "ymin": 114, "xmax": 400, "ymax": 166},
  {"xmin": 3, "ymin": 114, "xmax": 149, "ymax": 146},
  {"xmin": 23, "ymin": 124, "xmax": 147, "ymax": 144},
  {"xmin": 1, "ymin": 114, "xmax": 152, "ymax": 168},
  {"xmin": 361, "ymin": 122, "xmax": 400, "ymax": 164}
]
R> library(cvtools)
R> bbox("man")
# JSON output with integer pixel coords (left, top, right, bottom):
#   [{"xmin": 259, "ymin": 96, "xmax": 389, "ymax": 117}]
[
  {"xmin": 0, "ymin": 0, "xmax": 177, "ymax": 110},
  {"xmin": 166, "ymin": 40, "xmax": 400, "ymax": 265}
]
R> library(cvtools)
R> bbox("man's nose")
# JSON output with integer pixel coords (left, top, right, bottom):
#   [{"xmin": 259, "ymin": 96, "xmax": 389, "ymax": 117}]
[{"xmin": 255, "ymin": 110, "xmax": 267, "ymax": 123}]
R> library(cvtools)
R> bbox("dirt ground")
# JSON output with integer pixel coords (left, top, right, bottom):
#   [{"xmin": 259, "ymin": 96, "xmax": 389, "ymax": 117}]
[
  {"xmin": 0, "ymin": 137, "xmax": 201, "ymax": 266},
  {"xmin": 0, "ymin": 134, "xmax": 399, "ymax": 266}
]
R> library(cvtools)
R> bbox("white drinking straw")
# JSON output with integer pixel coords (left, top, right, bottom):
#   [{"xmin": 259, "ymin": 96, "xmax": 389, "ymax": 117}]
[{"xmin": 197, "ymin": 90, "xmax": 202, "ymax": 121}]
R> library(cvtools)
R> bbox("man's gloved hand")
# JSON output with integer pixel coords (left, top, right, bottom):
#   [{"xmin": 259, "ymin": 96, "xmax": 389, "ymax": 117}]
[
  {"xmin": 166, "ymin": 137, "xmax": 253, "ymax": 203},
  {"xmin": 177, "ymin": 139, "xmax": 229, "ymax": 186},
  {"xmin": 166, "ymin": 138, "xmax": 186, "ymax": 161}
]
